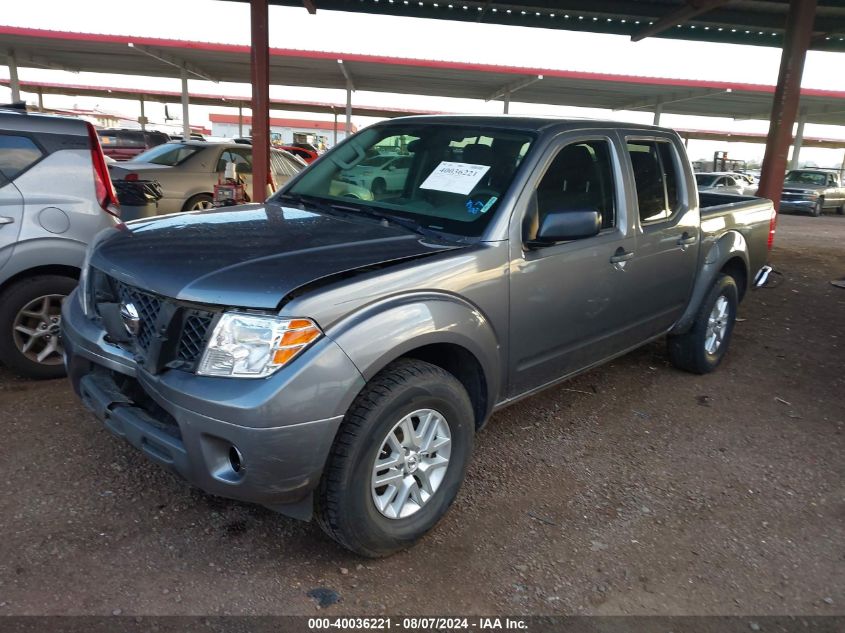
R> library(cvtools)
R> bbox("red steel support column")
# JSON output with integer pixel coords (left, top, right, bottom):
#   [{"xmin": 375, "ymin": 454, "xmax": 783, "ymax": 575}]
[
  {"xmin": 756, "ymin": 0, "xmax": 816, "ymax": 210},
  {"xmin": 250, "ymin": 0, "xmax": 270, "ymax": 202}
]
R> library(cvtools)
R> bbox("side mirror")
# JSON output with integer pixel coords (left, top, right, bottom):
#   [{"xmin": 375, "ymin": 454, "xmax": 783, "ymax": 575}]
[
  {"xmin": 534, "ymin": 209, "xmax": 601, "ymax": 243},
  {"xmin": 387, "ymin": 165, "xmax": 397, "ymax": 172}
]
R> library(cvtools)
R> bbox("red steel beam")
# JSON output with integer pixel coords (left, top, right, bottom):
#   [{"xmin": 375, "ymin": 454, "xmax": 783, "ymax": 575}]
[
  {"xmin": 250, "ymin": 0, "xmax": 271, "ymax": 202},
  {"xmin": 756, "ymin": 0, "xmax": 817, "ymax": 210}
]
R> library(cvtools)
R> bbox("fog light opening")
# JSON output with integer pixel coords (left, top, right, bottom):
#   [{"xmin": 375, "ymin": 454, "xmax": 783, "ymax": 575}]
[{"xmin": 228, "ymin": 446, "xmax": 243, "ymax": 473}]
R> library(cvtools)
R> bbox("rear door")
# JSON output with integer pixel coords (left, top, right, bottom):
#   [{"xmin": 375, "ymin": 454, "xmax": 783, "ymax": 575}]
[
  {"xmin": 0, "ymin": 134, "xmax": 42, "ymax": 271},
  {"xmin": 620, "ymin": 134, "xmax": 698, "ymax": 341}
]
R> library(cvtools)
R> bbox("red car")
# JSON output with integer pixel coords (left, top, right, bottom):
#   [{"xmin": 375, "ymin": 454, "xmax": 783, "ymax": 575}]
[{"xmin": 279, "ymin": 144, "xmax": 319, "ymax": 164}]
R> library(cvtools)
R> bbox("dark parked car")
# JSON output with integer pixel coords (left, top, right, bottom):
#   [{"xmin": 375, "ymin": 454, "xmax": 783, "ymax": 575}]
[
  {"xmin": 64, "ymin": 116, "xmax": 776, "ymax": 556},
  {"xmin": 97, "ymin": 129, "xmax": 170, "ymax": 161}
]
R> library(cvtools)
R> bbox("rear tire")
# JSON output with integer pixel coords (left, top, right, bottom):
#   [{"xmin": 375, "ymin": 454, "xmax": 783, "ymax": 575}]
[
  {"xmin": 668, "ymin": 274, "xmax": 738, "ymax": 375},
  {"xmin": 0, "ymin": 275, "xmax": 77, "ymax": 379},
  {"xmin": 183, "ymin": 194, "xmax": 214, "ymax": 211},
  {"xmin": 315, "ymin": 358, "xmax": 474, "ymax": 557},
  {"xmin": 836, "ymin": 204, "xmax": 844, "ymax": 216}
]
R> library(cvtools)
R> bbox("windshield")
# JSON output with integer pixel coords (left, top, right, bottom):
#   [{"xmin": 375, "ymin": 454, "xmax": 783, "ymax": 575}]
[
  {"xmin": 132, "ymin": 143, "xmax": 203, "ymax": 166},
  {"xmin": 785, "ymin": 171, "xmax": 828, "ymax": 186},
  {"xmin": 279, "ymin": 123, "xmax": 535, "ymax": 237},
  {"xmin": 695, "ymin": 174, "xmax": 718, "ymax": 187}
]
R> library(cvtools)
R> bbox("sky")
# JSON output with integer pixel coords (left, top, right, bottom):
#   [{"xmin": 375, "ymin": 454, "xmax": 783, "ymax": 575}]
[{"xmin": 3, "ymin": 0, "xmax": 845, "ymax": 167}]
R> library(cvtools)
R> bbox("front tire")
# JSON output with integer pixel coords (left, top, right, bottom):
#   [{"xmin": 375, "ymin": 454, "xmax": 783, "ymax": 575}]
[
  {"xmin": 0, "ymin": 275, "xmax": 77, "ymax": 379},
  {"xmin": 316, "ymin": 358, "xmax": 475, "ymax": 557},
  {"xmin": 812, "ymin": 198, "xmax": 823, "ymax": 217},
  {"xmin": 668, "ymin": 274, "xmax": 738, "ymax": 375}
]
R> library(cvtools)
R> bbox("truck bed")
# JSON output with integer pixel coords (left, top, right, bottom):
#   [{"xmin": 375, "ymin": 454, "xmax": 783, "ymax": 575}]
[{"xmin": 698, "ymin": 191, "xmax": 774, "ymax": 284}]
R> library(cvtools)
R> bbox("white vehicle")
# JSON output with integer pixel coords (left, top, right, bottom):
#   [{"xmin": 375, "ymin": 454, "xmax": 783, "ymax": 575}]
[
  {"xmin": 341, "ymin": 153, "xmax": 413, "ymax": 196},
  {"xmin": 695, "ymin": 172, "xmax": 757, "ymax": 196},
  {"xmin": 731, "ymin": 172, "xmax": 758, "ymax": 186}
]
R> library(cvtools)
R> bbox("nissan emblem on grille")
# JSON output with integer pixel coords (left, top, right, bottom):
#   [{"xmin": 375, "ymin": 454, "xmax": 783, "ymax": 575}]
[{"xmin": 120, "ymin": 301, "xmax": 141, "ymax": 337}]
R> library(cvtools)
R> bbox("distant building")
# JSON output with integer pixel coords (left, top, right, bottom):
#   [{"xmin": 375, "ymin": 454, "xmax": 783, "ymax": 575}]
[{"xmin": 209, "ymin": 113, "xmax": 357, "ymax": 149}]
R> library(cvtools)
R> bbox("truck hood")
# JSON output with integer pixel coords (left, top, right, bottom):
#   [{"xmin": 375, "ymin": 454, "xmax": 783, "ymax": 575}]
[
  {"xmin": 91, "ymin": 203, "xmax": 462, "ymax": 309},
  {"xmin": 783, "ymin": 184, "xmax": 824, "ymax": 193}
]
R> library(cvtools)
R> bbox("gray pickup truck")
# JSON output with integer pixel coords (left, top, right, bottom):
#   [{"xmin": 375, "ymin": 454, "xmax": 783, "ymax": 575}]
[
  {"xmin": 780, "ymin": 169, "xmax": 845, "ymax": 217},
  {"xmin": 62, "ymin": 116, "xmax": 775, "ymax": 557}
]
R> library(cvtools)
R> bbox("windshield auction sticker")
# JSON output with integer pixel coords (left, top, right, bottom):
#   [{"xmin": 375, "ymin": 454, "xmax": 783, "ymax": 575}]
[{"xmin": 420, "ymin": 161, "xmax": 491, "ymax": 195}]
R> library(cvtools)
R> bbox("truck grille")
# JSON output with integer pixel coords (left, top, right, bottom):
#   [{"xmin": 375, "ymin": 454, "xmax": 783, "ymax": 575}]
[
  {"xmin": 93, "ymin": 273, "xmax": 218, "ymax": 371},
  {"xmin": 177, "ymin": 313, "xmax": 215, "ymax": 362},
  {"xmin": 114, "ymin": 281, "xmax": 162, "ymax": 351},
  {"xmin": 781, "ymin": 189, "xmax": 813, "ymax": 200}
]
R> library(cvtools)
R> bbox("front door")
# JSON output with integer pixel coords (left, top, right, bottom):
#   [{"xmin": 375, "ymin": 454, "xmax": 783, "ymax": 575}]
[{"xmin": 508, "ymin": 134, "xmax": 635, "ymax": 395}]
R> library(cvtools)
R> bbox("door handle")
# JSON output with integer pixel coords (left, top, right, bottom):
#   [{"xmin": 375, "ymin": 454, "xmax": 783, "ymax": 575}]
[
  {"xmin": 609, "ymin": 248, "xmax": 634, "ymax": 264},
  {"xmin": 0, "ymin": 216, "xmax": 14, "ymax": 225},
  {"xmin": 677, "ymin": 232, "xmax": 697, "ymax": 246}
]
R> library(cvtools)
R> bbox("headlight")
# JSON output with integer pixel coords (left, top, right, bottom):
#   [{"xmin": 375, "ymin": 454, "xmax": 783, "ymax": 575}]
[
  {"xmin": 78, "ymin": 244, "xmax": 96, "ymax": 317},
  {"xmin": 197, "ymin": 313, "xmax": 321, "ymax": 378}
]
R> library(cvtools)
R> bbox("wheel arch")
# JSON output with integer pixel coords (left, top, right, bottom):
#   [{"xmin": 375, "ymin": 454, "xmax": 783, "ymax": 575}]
[
  {"xmin": 0, "ymin": 264, "xmax": 80, "ymax": 296},
  {"xmin": 181, "ymin": 192, "xmax": 215, "ymax": 211},
  {"xmin": 671, "ymin": 230, "xmax": 750, "ymax": 335},
  {"xmin": 0, "ymin": 237, "xmax": 85, "ymax": 295},
  {"xmin": 327, "ymin": 294, "xmax": 502, "ymax": 429}
]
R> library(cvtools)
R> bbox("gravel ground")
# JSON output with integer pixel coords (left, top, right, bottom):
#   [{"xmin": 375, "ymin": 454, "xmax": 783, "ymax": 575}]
[{"xmin": 0, "ymin": 213, "xmax": 842, "ymax": 616}]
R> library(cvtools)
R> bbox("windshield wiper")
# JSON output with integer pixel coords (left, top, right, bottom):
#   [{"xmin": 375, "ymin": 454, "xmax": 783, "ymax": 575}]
[
  {"xmin": 278, "ymin": 192, "xmax": 443, "ymax": 240},
  {"xmin": 331, "ymin": 202, "xmax": 435, "ymax": 237}
]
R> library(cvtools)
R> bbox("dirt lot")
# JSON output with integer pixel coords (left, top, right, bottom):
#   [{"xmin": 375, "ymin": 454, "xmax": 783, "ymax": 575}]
[{"xmin": 0, "ymin": 213, "xmax": 843, "ymax": 617}]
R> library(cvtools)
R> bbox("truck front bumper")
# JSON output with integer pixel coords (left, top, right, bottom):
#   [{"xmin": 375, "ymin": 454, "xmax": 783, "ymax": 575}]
[
  {"xmin": 61, "ymin": 291, "xmax": 366, "ymax": 519},
  {"xmin": 779, "ymin": 199, "xmax": 817, "ymax": 214}
]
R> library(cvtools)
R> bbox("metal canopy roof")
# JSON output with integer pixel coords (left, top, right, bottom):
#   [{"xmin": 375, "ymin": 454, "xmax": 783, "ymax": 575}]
[
  {"xmin": 0, "ymin": 79, "xmax": 438, "ymax": 118},
  {"xmin": 232, "ymin": 1, "xmax": 845, "ymax": 52},
  {"xmin": 4, "ymin": 79, "xmax": 843, "ymax": 148},
  {"xmin": 2, "ymin": 26, "xmax": 845, "ymax": 125}
]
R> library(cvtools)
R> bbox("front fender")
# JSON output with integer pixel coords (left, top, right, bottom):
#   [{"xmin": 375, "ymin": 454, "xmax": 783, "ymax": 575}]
[
  {"xmin": 671, "ymin": 230, "xmax": 750, "ymax": 335},
  {"xmin": 327, "ymin": 292, "xmax": 502, "ymax": 418}
]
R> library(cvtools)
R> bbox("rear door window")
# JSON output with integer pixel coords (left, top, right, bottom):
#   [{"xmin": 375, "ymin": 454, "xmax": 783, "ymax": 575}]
[
  {"xmin": 133, "ymin": 144, "xmax": 202, "ymax": 165},
  {"xmin": 0, "ymin": 135, "xmax": 44, "ymax": 183},
  {"xmin": 218, "ymin": 148, "xmax": 253, "ymax": 174},
  {"xmin": 626, "ymin": 140, "xmax": 680, "ymax": 224}
]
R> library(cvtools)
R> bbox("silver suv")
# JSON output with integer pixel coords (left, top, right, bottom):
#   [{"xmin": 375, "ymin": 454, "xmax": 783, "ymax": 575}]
[{"xmin": 0, "ymin": 106, "xmax": 118, "ymax": 378}]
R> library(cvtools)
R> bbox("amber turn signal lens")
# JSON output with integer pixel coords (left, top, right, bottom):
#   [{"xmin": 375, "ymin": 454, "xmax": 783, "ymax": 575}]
[
  {"xmin": 280, "ymin": 326, "xmax": 320, "ymax": 347},
  {"xmin": 288, "ymin": 318, "xmax": 315, "ymax": 330},
  {"xmin": 272, "ymin": 347, "xmax": 299, "ymax": 365}
]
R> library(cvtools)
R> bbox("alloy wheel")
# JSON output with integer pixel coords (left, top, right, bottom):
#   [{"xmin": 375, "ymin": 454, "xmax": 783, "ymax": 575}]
[
  {"xmin": 12, "ymin": 294, "xmax": 66, "ymax": 365},
  {"xmin": 371, "ymin": 408, "xmax": 452, "ymax": 519},
  {"xmin": 705, "ymin": 295, "xmax": 730, "ymax": 355}
]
